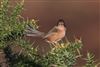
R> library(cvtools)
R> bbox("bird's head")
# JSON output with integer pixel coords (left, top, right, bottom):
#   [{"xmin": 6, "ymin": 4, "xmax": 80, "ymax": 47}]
[{"xmin": 57, "ymin": 19, "xmax": 66, "ymax": 27}]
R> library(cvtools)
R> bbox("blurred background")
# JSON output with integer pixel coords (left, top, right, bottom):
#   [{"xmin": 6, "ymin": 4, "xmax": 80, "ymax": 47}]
[
  {"xmin": 12, "ymin": 0, "xmax": 100, "ymax": 59},
  {"xmin": 10, "ymin": 0, "xmax": 100, "ymax": 66}
]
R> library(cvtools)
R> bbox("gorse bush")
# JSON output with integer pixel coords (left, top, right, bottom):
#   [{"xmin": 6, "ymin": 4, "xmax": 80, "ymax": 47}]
[
  {"xmin": 83, "ymin": 52, "xmax": 100, "ymax": 67},
  {"xmin": 0, "ymin": 0, "xmax": 99, "ymax": 67},
  {"xmin": 36, "ymin": 40, "xmax": 82, "ymax": 67},
  {"xmin": 0, "ymin": 0, "xmax": 37, "ymax": 48}
]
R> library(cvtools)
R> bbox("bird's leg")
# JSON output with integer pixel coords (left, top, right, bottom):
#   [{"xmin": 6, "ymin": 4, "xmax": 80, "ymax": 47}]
[
  {"xmin": 54, "ymin": 42, "xmax": 61, "ymax": 48},
  {"xmin": 52, "ymin": 42, "xmax": 57, "ymax": 48}
]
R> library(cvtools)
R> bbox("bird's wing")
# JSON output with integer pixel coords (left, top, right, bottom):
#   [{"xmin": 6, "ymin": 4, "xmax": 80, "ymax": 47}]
[
  {"xmin": 47, "ymin": 26, "xmax": 58, "ymax": 34},
  {"xmin": 44, "ymin": 26, "xmax": 58, "ymax": 38}
]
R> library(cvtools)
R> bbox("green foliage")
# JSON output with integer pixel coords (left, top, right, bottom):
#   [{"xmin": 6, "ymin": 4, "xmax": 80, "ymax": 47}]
[
  {"xmin": 84, "ymin": 52, "xmax": 95, "ymax": 67},
  {"xmin": 83, "ymin": 52, "xmax": 100, "ymax": 67},
  {"xmin": 0, "ymin": 0, "xmax": 40, "ymax": 67},
  {"xmin": 36, "ymin": 40, "xmax": 82, "ymax": 67},
  {"xmin": 0, "ymin": 0, "xmax": 99, "ymax": 67},
  {"xmin": 4, "ymin": 39, "xmax": 39, "ymax": 67},
  {"xmin": 0, "ymin": 0, "xmax": 37, "ymax": 48}
]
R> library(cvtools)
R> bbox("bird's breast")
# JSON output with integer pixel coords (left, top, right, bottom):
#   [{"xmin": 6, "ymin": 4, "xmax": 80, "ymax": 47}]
[
  {"xmin": 44, "ymin": 26, "xmax": 66, "ymax": 43},
  {"xmin": 57, "ymin": 29, "xmax": 66, "ymax": 39}
]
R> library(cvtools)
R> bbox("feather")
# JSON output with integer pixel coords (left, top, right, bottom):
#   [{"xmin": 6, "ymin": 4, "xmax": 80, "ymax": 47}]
[
  {"xmin": 24, "ymin": 25, "xmax": 44, "ymax": 37},
  {"xmin": 44, "ymin": 26, "xmax": 58, "ymax": 38}
]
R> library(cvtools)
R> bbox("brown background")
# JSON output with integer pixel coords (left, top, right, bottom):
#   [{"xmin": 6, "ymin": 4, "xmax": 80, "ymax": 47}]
[
  {"xmin": 2, "ymin": 0, "xmax": 100, "ymax": 66},
  {"xmin": 22, "ymin": 0, "xmax": 100, "ymax": 58}
]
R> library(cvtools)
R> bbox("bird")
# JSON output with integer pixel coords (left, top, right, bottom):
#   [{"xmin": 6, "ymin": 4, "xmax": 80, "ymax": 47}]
[
  {"xmin": 43, "ymin": 19, "xmax": 66, "ymax": 44},
  {"xmin": 25, "ymin": 19, "xmax": 66, "ymax": 44}
]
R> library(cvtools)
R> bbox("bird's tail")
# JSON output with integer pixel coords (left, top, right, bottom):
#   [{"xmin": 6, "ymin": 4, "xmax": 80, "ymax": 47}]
[{"xmin": 24, "ymin": 25, "xmax": 44, "ymax": 37}]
